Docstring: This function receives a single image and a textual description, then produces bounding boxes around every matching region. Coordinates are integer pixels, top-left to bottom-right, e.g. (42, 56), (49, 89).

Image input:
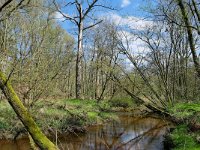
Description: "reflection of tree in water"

(59, 116), (169, 150)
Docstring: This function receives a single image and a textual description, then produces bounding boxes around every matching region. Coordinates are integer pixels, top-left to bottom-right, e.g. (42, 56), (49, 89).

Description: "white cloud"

(121, 0), (131, 7)
(98, 13), (153, 55)
(118, 30), (149, 55)
(53, 12), (66, 21)
(107, 13), (154, 31)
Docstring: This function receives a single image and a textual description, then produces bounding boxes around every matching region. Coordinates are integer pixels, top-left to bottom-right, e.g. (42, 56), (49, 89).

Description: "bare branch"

(83, 0), (98, 19)
(93, 4), (116, 10)
(0, 0), (13, 12)
(53, 0), (79, 25)
(83, 20), (103, 31)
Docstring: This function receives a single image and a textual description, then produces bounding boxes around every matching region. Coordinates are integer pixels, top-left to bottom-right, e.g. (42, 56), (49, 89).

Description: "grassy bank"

(0, 98), (136, 139)
(167, 102), (200, 149)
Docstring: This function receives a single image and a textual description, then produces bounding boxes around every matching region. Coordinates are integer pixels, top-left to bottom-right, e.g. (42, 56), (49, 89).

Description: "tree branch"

(0, 0), (13, 12)
(83, 0), (98, 19)
(83, 20), (103, 31)
(53, 0), (79, 25)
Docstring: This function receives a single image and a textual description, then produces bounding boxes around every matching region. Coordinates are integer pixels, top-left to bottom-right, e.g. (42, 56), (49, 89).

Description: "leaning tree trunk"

(0, 71), (58, 150)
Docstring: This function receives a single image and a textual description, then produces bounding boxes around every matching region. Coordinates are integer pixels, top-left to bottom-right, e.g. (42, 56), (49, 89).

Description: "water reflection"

(58, 115), (169, 150)
(0, 114), (170, 150)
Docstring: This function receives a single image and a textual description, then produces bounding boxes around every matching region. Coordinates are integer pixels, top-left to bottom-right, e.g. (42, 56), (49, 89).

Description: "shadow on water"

(0, 113), (170, 150)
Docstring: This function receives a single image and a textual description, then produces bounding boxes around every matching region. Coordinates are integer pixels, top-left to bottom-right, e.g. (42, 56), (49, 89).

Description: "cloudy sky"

(54, 0), (154, 68)
(54, 0), (153, 31)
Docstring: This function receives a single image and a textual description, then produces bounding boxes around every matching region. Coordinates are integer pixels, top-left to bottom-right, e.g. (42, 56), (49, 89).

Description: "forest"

(0, 0), (200, 150)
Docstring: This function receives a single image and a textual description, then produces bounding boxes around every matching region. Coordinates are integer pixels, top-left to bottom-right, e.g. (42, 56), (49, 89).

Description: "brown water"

(0, 114), (170, 150)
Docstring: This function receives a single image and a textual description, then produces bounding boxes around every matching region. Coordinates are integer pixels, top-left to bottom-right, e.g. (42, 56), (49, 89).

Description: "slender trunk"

(67, 68), (71, 99)
(0, 71), (58, 150)
(177, 0), (200, 78)
(76, 20), (83, 99)
(95, 64), (100, 99)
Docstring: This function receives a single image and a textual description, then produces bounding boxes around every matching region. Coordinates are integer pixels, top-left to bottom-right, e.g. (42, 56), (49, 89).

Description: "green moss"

(0, 71), (58, 149)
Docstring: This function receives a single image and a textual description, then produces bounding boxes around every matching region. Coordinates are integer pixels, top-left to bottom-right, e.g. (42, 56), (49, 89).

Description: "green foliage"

(169, 102), (200, 120)
(170, 125), (200, 150)
(172, 103), (200, 112)
(168, 103), (200, 149)
(98, 100), (111, 111)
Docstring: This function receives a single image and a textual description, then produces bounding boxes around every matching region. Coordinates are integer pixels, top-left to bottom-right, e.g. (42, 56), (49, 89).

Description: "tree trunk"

(75, 20), (83, 99)
(177, 0), (200, 78)
(0, 71), (58, 150)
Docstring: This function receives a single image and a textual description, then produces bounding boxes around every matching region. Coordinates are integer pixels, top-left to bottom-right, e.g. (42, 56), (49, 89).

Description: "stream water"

(0, 113), (170, 150)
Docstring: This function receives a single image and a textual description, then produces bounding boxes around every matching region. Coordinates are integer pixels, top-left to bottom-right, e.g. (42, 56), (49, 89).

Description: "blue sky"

(110, 0), (150, 17)
(54, 0), (155, 62)
(54, 0), (152, 33)
(54, 0), (199, 68)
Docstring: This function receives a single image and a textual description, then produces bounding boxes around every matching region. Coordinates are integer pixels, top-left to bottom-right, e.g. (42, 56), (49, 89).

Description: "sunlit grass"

(169, 102), (200, 120)
(0, 98), (121, 136)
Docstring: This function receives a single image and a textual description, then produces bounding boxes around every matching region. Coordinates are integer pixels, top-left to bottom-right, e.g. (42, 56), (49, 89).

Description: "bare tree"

(53, 0), (113, 99)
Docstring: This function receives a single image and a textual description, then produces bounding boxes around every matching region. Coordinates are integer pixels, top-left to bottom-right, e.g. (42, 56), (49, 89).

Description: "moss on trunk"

(0, 71), (58, 150)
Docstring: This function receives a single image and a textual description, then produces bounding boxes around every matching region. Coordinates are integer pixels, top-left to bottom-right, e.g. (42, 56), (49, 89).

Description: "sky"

(112, 0), (150, 17)
(54, 0), (155, 69)
(54, 0), (200, 69)
(54, 0), (152, 32)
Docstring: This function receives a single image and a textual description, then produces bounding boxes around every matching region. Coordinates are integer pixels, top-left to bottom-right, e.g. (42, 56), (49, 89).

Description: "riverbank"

(0, 112), (170, 150)
(1, 98), (199, 149)
(0, 98), (138, 139)
(165, 102), (200, 149)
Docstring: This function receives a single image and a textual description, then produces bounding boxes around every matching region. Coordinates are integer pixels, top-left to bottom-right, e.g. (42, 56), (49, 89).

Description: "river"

(0, 113), (170, 150)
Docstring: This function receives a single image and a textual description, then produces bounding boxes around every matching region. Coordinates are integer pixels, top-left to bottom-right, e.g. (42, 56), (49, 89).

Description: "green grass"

(0, 101), (19, 130)
(169, 102), (200, 120)
(33, 99), (110, 130)
(170, 125), (200, 150)
(167, 102), (200, 149)
(0, 98), (122, 136)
